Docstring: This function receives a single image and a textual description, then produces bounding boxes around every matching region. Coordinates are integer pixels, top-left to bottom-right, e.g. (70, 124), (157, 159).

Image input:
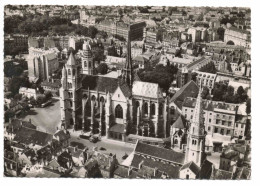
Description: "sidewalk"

(101, 137), (136, 148)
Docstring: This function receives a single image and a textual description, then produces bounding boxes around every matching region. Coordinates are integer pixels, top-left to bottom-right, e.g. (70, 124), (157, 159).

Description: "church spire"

(122, 30), (133, 87)
(191, 85), (204, 134)
(185, 83), (206, 167)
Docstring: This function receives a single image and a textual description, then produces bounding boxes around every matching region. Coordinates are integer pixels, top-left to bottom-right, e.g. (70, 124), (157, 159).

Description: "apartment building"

(182, 97), (239, 152)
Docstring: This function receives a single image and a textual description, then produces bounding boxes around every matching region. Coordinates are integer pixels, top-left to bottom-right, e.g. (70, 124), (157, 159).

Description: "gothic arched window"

(143, 102), (148, 115)
(115, 104), (123, 119)
(100, 96), (105, 103)
(91, 95), (96, 101)
(68, 69), (71, 75)
(84, 61), (87, 67)
(151, 103), (156, 115)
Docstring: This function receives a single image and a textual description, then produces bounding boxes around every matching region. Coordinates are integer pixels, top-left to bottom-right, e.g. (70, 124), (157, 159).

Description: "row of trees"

(5, 14), (99, 38)
(209, 82), (248, 103)
(199, 62), (217, 74)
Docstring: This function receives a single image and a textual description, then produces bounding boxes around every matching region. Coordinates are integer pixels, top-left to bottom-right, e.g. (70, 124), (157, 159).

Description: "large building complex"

(224, 27), (251, 48)
(28, 47), (60, 82)
(96, 20), (146, 41)
(60, 32), (170, 141)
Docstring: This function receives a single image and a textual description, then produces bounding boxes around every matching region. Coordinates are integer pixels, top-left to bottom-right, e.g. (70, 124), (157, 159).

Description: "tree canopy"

(96, 63), (108, 75)
(138, 63), (178, 92)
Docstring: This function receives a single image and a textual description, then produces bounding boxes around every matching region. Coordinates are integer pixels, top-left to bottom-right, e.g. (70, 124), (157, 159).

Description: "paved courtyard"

(21, 98), (61, 134)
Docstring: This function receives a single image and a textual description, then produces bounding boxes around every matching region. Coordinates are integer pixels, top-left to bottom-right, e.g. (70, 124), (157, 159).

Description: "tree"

(200, 62), (217, 74)
(88, 26), (98, 39)
(44, 91), (53, 100)
(197, 13), (204, 21)
(92, 47), (105, 62)
(235, 86), (247, 103)
(217, 27), (225, 41)
(14, 93), (22, 101)
(96, 63), (108, 75)
(36, 94), (46, 104)
(201, 87), (210, 99)
(5, 110), (15, 123)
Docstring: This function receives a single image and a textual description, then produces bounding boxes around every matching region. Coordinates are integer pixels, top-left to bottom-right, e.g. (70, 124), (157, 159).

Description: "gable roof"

(119, 82), (131, 98)
(180, 161), (200, 176)
(132, 81), (163, 99)
(82, 75), (119, 93)
(172, 115), (187, 129)
(54, 130), (70, 142)
(199, 159), (213, 179)
(13, 126), (53, 147)
(67, 52), (76, 66)
(135, 141), (185, 165)
(130, 154), (180, 178)
(170, 80), (199, 109)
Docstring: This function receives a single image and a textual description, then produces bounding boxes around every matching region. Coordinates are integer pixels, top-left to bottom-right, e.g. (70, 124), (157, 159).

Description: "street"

(21, 98), (135, 163)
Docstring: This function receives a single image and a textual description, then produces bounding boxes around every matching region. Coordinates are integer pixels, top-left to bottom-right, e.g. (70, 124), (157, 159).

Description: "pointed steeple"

(192, 86), (204, 129)
(122, 30), (133, 87)
(67, 52), (76, 66)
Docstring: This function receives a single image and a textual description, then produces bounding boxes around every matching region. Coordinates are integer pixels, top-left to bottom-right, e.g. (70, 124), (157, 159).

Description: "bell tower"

(63, 52), (81, 129)
(82, 41), (95, 75)
(185, 86), (206, 167)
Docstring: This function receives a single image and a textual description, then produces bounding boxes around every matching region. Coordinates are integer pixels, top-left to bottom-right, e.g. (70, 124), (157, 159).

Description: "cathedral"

(59, 31), (171, 141)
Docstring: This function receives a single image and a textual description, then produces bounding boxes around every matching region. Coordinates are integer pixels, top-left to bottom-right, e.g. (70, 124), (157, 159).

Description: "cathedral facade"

(59, 34), (171, 142)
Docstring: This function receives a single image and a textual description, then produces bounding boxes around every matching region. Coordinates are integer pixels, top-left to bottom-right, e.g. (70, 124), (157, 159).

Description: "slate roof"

(211, 169), (233, 180)
(119, 82), (132, 98)
(170, 80), (199, 109)
(220, 149), (240, 161)
(132, 81), (163, 99)
(135, 141), (185, 165)
(82, 75), (119, 93)
(182, 97), (238, 112)
(113, 165), (129, 178)
(57, 151), (73, 169)
(180, 161), (200, 176)
(130, 154), (180, 178)
(186, 57), (209, 71)
(199, 159), (213, 179)
(41, 80), (61, 88)
(54, 130), (70, 142)
(233, 167), (251, 179)
(172, 115), (187, 129)
(13, 127), (53, 147)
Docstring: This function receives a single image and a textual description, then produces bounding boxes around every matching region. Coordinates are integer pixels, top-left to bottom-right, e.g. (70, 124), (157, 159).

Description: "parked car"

(99, 147), (106, 151)
(122, 153), (128, 160)
(89, 136), (98, 143)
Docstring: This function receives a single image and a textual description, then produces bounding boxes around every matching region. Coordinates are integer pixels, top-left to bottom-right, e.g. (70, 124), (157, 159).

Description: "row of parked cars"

(79, 133), (100, 143)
